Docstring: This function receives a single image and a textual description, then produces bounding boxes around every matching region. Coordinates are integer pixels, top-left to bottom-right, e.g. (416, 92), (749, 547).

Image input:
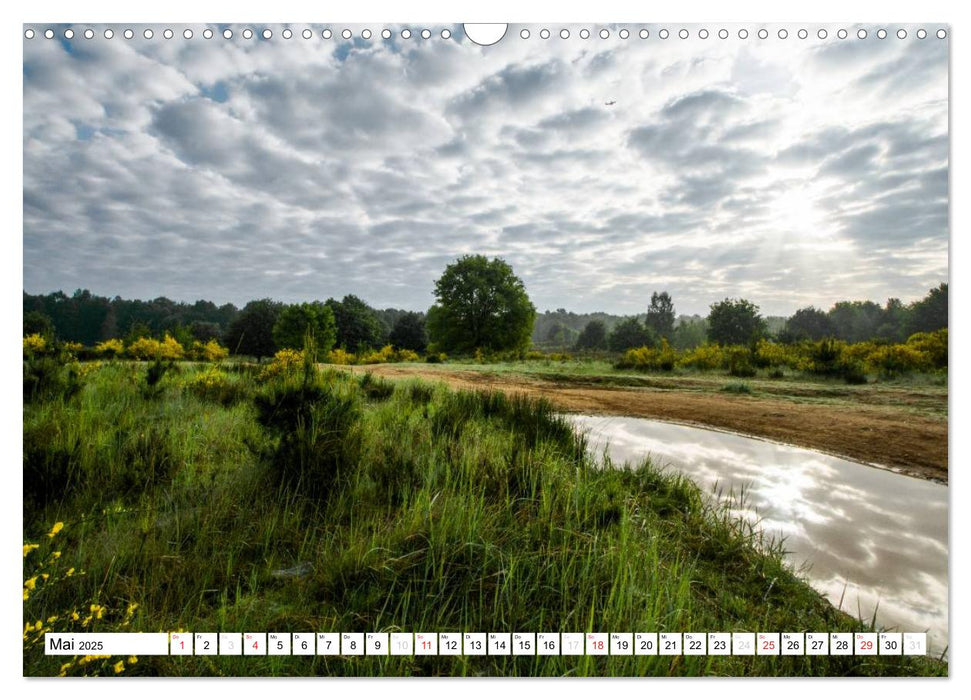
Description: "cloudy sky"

(22, 23), (948, 316)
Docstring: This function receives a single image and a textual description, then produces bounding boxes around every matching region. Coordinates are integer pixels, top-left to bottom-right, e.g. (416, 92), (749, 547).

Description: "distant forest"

(23, 283), (947, 352)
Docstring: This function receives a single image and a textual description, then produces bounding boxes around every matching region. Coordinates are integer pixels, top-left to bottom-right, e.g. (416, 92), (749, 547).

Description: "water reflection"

(569, 415), (948, 655)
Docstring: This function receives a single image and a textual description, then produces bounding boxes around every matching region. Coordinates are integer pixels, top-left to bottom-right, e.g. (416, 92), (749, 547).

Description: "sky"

(22, 23), (949, 317)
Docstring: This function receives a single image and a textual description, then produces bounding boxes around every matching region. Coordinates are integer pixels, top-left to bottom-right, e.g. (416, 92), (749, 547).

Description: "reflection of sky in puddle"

(569, 415), (949, 655)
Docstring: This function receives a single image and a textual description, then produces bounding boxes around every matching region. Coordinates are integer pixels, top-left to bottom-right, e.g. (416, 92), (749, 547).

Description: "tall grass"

(22, 361), (944, 676)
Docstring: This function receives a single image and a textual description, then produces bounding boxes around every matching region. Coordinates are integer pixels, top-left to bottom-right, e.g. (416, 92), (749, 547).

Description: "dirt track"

(347, 365), (948, 483)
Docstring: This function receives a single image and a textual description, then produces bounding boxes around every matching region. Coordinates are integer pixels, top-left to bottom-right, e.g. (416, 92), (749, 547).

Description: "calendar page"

(21, 13), (950, 680)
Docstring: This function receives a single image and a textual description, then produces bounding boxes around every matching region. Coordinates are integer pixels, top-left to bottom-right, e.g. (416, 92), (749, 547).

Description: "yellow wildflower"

(113, 660), (125, 674)
(24, 576), (38, 590)
(23, 543), (39, 557)
(41, 573), (49, 581)
(47, 615), (58, 623)
(48, 521), (64, 538)
(128, 656), (138, 665)
(66, 567), (75, 577)
(51, 551), (61, 559)
(71, 611), (79, 621)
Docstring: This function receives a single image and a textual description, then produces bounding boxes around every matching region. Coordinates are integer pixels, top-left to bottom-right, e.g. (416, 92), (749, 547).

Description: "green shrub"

(721, 382), (752, 394)
(359, 372), (395, 401)
(725, 346), (756, 378)
(254, 375), (362, 500)
(23, 429), (81, 507)
(23, 353), (84, 404)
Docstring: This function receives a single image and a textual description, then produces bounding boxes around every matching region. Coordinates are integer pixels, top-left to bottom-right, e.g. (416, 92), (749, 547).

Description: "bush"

(254, 375), (362, 500)
(906, 329), (947, 369)
(23, 429), (80, 506)
(144, 358), (175, 397)
(754, 340), (795, 369)
(615, 339), (677, 372)
(189, 339), (229, 362)
(259, 349), (305, 380)
(116, 425), (179, 494)
(23, 353), (84, 404)
(95, 338), (124, 359)
(186, 367), (248, 405)
(393, 348), (421, 363)
(425, 352), (447, 364)
(23, 334), (47, 356)
(864, 344), (931, 378)
(678, 344), (723, 371)
(840, 361), (868, 385)
(326, 348), (356, 365)
(359, 372), (396, 401)
(725, 346), (756, 378)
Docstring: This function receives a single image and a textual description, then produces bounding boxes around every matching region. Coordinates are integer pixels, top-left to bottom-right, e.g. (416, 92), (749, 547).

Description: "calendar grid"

(45, 631), (928, 657)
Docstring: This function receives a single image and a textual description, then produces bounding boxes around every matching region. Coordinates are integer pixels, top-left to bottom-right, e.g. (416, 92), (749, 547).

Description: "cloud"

(22, 24), (949, 316)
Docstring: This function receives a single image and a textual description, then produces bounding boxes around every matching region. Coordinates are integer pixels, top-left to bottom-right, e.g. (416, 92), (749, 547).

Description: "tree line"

(566, 284), (947, 353)
(23, 290), (429, 360)
(23, 256), (947, 359)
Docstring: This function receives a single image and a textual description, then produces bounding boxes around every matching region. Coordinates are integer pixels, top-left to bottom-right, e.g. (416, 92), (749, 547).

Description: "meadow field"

(22, 352), (946, 676)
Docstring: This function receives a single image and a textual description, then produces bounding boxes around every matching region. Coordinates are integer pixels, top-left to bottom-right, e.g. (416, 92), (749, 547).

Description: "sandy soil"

(347, 365), (948, 483)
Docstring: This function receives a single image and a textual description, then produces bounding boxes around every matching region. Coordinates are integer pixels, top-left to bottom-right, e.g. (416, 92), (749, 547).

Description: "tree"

(672, 316), (708, 350)
(876, 298), (909, 342)
(224, 299), (282, 360)
(827, 300), (883, 343)
(23, 310), (54, 339)
(388, 311), (428, 352)
(707, 298), (766, 346)
(189, 321), (223, 343)
(574, 320), (607, 350)
(608, 317), (656, 352)
(426, 255), (536, 354)
(273, 302), (337, 353)
(782, 306), (834, 342)
(645, 291), (675, 338)
(326, 295), (386, 351)
(907, 283), (948, 335)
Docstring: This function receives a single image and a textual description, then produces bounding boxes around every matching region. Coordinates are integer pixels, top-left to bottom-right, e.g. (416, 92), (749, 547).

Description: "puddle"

(568, 414), (948, 656)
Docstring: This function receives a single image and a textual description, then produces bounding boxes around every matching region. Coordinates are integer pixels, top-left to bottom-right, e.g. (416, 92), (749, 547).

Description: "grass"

(409, 359), (948, 420)
(23, 360), (946, 676)
(720, 382), (753, 395)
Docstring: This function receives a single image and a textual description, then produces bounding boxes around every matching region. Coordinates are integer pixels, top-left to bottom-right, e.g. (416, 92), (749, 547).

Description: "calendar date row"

(47, 631), (927, 657)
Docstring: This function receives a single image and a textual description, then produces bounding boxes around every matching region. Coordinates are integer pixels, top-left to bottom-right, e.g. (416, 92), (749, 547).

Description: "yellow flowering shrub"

(358, 345), (397, 364)
(616, 340), (677, 371)
(906, 329), (947, 369)
(94, 338), (124, 358)
(191, 339), (229, 362)
(677, 343), (724, 370)
(840, 340), (875, 365)
(259, 348), (305, 380)
(393, 348), (421, 363)
(186, 367), (231, 400)
(23, 334), (47, 356)
(159, 334), (185, 360)
(326, 348), (356, 365)
(126, 337), (162, 360)
(864, 344), (932, 377)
